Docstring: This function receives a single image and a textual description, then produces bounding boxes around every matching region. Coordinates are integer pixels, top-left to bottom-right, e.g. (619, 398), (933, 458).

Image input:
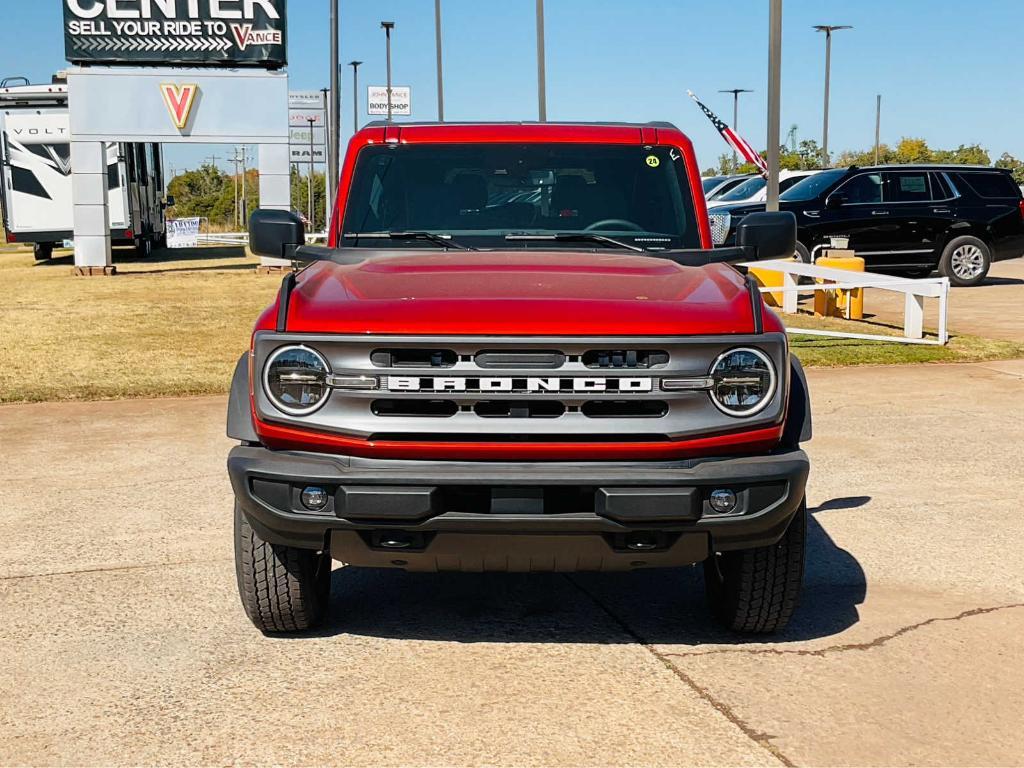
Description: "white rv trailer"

(0, 76), (166, 260)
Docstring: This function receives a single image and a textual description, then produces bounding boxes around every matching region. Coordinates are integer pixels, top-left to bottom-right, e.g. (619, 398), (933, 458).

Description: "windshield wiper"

(504, 232), (645, 253)
(344, 231), (475, 251)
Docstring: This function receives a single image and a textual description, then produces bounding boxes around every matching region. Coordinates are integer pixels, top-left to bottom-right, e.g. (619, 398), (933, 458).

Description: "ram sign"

(63, 0), (288, 68)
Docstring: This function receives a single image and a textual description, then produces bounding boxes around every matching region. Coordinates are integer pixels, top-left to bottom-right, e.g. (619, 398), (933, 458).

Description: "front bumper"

(228, 446), (808, 571)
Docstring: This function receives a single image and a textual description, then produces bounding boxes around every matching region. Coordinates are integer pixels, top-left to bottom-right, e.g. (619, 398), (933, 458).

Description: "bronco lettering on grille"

(386, 377), (655, 393)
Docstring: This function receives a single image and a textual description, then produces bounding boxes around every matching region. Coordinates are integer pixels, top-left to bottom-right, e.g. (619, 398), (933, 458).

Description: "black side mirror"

(825, 193), (847, 210)
(163, 195), (175, 208)
(735, 211), (796, 261)
(249, 209), (306, 259)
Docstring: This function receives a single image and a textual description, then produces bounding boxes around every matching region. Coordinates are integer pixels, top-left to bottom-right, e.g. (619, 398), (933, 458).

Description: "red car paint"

(252, 122), (785, 460)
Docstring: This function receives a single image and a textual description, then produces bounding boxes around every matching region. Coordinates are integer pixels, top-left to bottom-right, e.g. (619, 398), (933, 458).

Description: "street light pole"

(349, 61), (362, 134)
(329, 0), (339, 205)
(874, 94), (882, 165)
(536, 0), (546, 121)
(381, 21), (395, 123)
(718, 88), (753, 172)
(814, 24), (852, 166)
(306, 117), (316, 227)
(434, 0), (445, 121)
(766, 0), (782, 211)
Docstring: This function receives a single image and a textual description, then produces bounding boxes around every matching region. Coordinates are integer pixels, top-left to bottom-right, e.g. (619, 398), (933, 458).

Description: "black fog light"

(300, 486), (329, 511)
(709, 489), (738, 514)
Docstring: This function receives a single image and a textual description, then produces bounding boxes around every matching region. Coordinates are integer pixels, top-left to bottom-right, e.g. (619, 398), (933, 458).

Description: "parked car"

(702, 173), (754, 200)
(707, 169), (823, 208)
(234, 120), (811, 636)
(709, 165), (1024, 286)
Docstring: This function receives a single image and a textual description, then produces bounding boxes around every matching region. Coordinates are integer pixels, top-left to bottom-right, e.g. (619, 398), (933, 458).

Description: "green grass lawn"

(1, 247), (1021, 403)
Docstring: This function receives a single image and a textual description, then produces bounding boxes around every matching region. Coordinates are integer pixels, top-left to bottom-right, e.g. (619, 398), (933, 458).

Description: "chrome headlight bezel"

(707, 347), (777, 417)
(262, 344), (332, 416)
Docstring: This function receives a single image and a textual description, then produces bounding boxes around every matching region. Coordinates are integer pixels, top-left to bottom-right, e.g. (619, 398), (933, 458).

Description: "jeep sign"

(63, 0), (288, 68)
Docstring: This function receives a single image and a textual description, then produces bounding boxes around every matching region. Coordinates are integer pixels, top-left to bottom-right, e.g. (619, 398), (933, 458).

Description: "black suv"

(709, 165), (1024, 286)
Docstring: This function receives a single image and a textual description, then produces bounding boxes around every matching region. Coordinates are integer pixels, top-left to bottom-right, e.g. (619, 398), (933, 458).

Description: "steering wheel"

(584, 218), (644, 232)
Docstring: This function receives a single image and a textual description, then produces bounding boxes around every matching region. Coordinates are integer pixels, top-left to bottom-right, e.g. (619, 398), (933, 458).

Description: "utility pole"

(329, 0), (340, 207)
(874, 94), (882, 165)
(229, 147), (244, 228)
(766, 0), (782, 211)
(434, 0), (445, 121)
(321, 87), (332, 223)
(206, 153), (220, 169)
(536, 0), (547, 121)
(240, 145), (247, 227)
(349, 61), (362, 133)
(381, 21), (395, 123)
(719, 88), (753, 172)
(814, 24), (852, 166)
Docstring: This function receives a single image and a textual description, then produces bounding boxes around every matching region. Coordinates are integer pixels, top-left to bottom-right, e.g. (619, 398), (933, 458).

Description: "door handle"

(932, 208), (951, 214)
(871, 210), (890, 215)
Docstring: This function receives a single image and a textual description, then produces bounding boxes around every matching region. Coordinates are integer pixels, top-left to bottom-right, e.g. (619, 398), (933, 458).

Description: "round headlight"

(263, 345), (331, 415)
(708, 348), (776, 417)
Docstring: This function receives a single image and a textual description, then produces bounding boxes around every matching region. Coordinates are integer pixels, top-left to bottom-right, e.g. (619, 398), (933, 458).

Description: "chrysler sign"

(63, 0), (287, 68)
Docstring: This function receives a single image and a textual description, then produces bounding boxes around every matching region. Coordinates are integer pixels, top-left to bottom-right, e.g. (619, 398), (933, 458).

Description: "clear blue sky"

(6, 0), (1023, 173)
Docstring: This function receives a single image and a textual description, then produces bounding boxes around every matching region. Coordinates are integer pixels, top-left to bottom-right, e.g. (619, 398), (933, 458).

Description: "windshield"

(702, 176), (727, 193)
(714, 176), (766, 202)
(340, 143), (702, 249)
(780, 168), (847, 201)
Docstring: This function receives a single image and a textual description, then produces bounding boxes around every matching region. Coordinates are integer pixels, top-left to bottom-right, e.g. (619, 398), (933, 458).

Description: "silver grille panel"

(252, 333), (789, 441)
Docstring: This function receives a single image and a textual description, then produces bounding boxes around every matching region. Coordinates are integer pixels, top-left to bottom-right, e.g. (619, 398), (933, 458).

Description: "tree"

(995, 153), (1024, 184)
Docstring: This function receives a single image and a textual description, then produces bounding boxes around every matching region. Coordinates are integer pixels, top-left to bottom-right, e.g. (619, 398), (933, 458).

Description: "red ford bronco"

(230, 121), (810, 635)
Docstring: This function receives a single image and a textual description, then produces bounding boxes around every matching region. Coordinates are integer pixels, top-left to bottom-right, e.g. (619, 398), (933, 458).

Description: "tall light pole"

(814, 24), (852, 166)
(874, 94), (882, 165)
(349, 60), (362, 133)
(434, 0), (445, 121)
(380, 21), (395, 123)
(306, 116), (316, 228)
(329, 0), (340, 206)
(718, 88), (753, 172)
(766, 0), (782, 211)
(536, 0), (546, 121)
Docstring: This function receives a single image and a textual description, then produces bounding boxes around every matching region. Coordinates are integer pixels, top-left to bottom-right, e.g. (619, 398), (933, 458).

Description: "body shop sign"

(64, 0), (287, 68)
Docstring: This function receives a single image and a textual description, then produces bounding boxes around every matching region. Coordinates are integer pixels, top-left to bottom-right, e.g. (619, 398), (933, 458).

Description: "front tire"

(794, 241), (812, 263)
(234, 502), (332, 633)
(703, 499), (806, 633)
(939, 235), (990, 287)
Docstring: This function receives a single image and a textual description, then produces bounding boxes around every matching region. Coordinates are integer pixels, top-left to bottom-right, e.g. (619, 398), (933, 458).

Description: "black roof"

(849, 163), (1011, 173)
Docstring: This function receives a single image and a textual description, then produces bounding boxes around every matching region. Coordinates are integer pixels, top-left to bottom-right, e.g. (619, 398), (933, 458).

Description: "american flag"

(687, 90), (769, 178)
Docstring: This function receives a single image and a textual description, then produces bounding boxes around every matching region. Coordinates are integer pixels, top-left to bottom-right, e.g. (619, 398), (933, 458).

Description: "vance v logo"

(160, 83), (199, 131)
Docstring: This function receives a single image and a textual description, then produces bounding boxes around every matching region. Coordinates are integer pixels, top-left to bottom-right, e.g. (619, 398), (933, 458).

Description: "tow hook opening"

(363, 530), (432, 552)
(609, 531), (678, 553)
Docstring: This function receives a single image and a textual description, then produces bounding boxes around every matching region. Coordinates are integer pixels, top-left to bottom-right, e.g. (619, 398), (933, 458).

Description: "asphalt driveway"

(1, 360), (1022, 766)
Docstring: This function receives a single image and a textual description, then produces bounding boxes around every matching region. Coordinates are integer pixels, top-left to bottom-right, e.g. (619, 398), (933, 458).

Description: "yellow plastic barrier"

(749, 256), (797, 308)
(814, 250), (865, 320)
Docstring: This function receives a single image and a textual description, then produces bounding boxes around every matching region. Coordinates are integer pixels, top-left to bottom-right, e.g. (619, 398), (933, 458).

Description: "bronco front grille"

(252, 333), (789, 442)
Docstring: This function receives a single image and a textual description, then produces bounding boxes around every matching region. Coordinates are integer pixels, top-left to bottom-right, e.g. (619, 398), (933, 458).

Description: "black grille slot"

(581, 400), (668, 418)
(371, 349), (457, 368)
(371, 399), (458, 417)
(473, 401), (565, 419)
(475, 350), (565, 369)
(583, 349), (669, 369)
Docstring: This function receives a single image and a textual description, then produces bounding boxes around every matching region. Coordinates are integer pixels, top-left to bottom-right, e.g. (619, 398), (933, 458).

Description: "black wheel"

(703, 499), (806, 633)
(234, 502), (332, 633)
(794, 241), (812, 263)
(939, 235), (990, 287)
(135, 238), (153, 258)
(33, 243), (54, 261)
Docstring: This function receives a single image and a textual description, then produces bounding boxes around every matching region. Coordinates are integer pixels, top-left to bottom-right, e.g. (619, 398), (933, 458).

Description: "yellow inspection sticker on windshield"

(645, 154), (660, 167)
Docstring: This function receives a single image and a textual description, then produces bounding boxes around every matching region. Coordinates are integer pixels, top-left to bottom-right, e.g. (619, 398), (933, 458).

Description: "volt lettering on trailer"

(385, 377), (655, 394)
(63, 0), (287, 68)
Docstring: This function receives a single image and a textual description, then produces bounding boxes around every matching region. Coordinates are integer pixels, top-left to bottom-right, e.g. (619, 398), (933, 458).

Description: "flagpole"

(766, 0), (783, 211)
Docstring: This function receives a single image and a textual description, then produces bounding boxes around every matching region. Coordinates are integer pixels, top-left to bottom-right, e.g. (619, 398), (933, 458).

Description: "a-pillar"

(258, 143), (292, 269)
(70, 140), (114, 276)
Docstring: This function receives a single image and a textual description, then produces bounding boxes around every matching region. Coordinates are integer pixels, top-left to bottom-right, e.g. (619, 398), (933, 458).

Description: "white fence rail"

(742, 258), (949, 346)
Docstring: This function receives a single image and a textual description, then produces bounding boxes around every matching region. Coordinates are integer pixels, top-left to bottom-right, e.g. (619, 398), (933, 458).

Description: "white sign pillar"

(259, 143), (292, 268)
(70, 141), (113, 274)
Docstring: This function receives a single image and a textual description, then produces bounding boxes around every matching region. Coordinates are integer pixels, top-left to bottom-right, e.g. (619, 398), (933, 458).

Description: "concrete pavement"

(1, 360), (1023, 766)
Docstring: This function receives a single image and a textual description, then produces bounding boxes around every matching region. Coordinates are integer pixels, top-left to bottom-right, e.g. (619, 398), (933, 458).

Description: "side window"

(954, 172), (1019, 199)
(930, 172), (953, 199)
(837, 173), (882, 204)
(885, 172), (931, 203)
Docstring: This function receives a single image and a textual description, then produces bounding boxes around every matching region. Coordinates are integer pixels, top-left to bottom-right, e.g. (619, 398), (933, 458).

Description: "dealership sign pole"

(63, 0), (291, 273)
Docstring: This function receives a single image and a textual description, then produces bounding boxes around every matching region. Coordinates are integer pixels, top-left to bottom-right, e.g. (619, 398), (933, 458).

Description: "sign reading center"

(63, 0), (287, 68)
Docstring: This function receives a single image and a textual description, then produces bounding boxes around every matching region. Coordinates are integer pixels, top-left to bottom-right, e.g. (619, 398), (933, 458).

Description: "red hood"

(280, 251), (758, 336)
